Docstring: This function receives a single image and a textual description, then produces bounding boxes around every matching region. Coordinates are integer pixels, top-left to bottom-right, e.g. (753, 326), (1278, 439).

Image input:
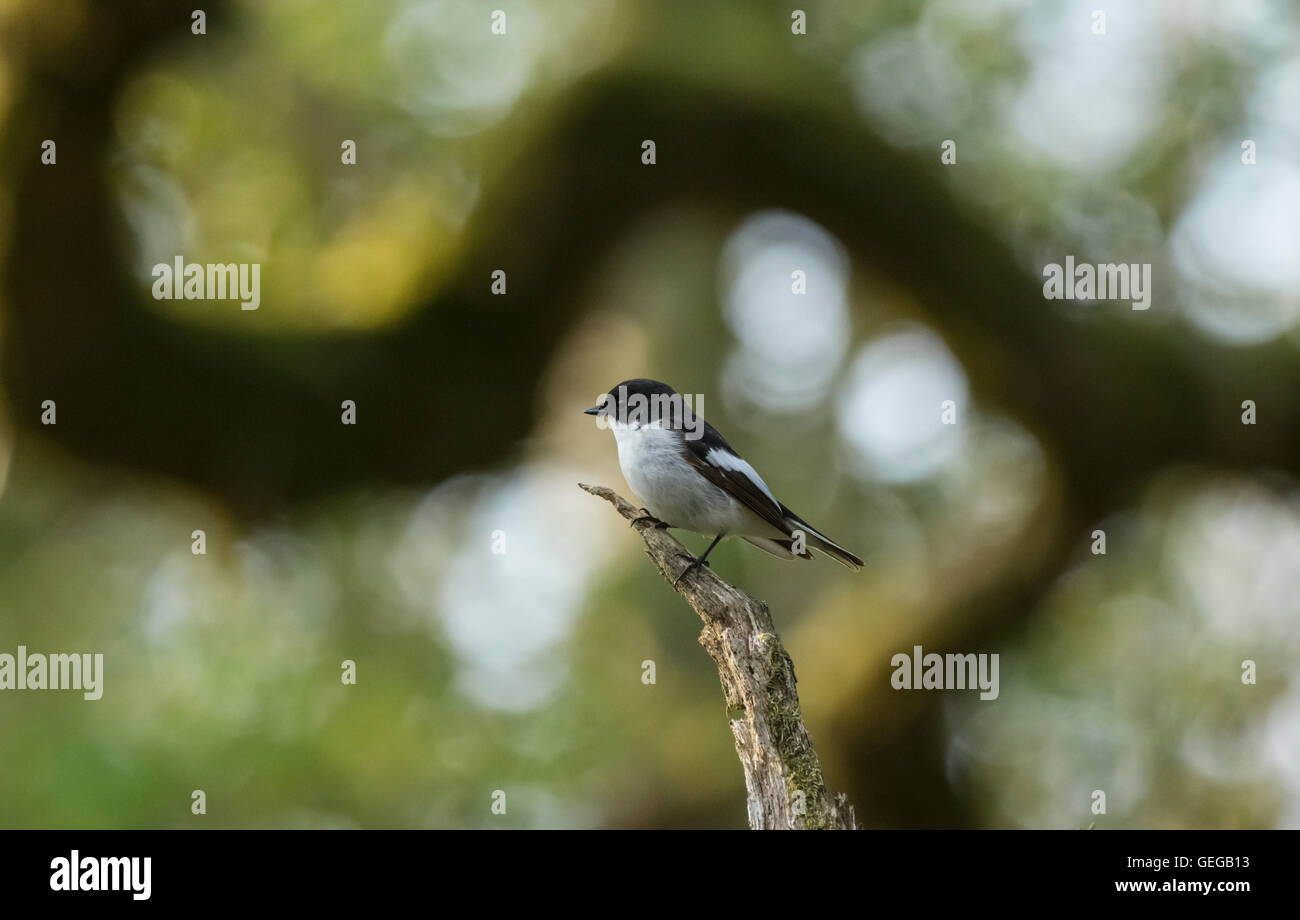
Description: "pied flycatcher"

(586, 378), (863, 581)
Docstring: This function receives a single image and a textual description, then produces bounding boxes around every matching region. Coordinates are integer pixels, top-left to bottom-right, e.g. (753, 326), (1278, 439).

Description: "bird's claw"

(672, 553), (709, 587)
(630, 508), (667, 529)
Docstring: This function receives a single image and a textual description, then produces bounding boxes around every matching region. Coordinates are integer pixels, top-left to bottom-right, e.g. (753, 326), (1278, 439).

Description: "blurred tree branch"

(580, 483), (854, 830)
(4, 2), (1298, 518)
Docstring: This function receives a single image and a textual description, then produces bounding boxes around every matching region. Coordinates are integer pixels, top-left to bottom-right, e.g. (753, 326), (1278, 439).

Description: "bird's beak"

(583, 406), (601, 416)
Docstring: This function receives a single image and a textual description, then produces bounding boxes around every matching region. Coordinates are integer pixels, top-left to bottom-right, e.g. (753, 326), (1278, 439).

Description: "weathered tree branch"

(580, 483), (854, 830)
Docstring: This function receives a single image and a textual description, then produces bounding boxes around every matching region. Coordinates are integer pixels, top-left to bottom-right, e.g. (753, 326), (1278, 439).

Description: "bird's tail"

(781, 507), (864, 570)
(802, 530), (864, 570)
(742, 536), (810, 561)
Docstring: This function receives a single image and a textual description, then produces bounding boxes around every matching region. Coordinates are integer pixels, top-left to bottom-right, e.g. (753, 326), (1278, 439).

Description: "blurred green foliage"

(1, 0), (1298, 828)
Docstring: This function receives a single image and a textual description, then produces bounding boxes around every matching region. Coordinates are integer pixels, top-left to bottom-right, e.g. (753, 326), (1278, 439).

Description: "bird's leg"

(674, 533), (725, 587)
(629, 508), (668, 528)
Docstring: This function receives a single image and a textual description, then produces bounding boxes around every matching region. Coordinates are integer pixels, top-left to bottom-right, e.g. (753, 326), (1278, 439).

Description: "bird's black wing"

(679, 422), (792, 536)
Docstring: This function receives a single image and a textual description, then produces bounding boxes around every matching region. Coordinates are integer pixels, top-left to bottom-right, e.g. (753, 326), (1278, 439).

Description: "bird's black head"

(584, 379), (693, 429)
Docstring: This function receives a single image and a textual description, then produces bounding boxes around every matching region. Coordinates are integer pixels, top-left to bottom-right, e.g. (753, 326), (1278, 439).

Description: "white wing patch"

(705, 448), (779, 507)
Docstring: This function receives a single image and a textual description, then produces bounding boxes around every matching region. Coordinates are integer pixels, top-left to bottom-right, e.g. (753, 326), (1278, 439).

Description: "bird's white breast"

(610, 420), (773, 536)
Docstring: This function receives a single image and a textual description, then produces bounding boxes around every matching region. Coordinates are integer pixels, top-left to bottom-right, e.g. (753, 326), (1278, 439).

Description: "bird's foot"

(672, 552), (710, 587)
(630, 508), (668, 529)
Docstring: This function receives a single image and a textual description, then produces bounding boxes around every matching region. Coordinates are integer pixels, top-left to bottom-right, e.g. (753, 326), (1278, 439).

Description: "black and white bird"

(585, 378), (863, 581)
